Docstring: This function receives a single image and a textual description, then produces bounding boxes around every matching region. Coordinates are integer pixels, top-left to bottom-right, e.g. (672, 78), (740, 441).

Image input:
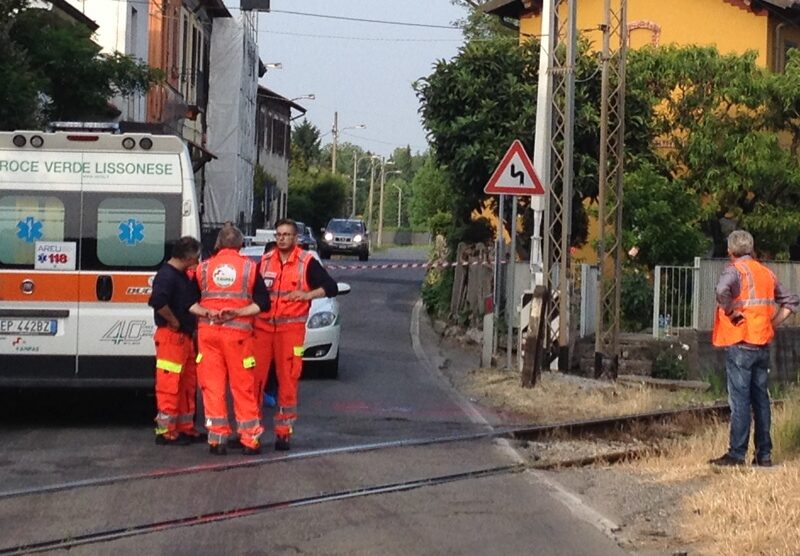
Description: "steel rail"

(0, 402), (737, 501)
(509, 402), (731, 441)
(0, 464), (524, 556)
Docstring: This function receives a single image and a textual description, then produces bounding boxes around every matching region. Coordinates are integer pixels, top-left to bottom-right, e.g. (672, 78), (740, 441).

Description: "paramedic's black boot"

(274, 434), (291, 451)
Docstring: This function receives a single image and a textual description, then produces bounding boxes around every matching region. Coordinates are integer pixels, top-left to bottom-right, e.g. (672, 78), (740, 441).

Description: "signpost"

(485, 141), (545, 369)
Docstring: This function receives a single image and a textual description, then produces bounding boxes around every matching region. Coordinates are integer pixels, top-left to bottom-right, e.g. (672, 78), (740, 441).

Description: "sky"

(226, 1), (469, 157)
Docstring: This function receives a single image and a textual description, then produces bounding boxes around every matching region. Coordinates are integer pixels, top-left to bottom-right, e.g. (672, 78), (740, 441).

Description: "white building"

(204, 13), (260, 231)
(65, 0), (149, 122)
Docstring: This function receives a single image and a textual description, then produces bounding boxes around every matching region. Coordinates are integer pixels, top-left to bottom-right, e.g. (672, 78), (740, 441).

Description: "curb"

(410, 298), (625, 546)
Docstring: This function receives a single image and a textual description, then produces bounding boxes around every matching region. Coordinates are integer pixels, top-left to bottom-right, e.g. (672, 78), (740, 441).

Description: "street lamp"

(352, 153), (380, 217)
(331, 111), (365, 175)
(377, 164), (401, 247)
(391, 184), (403, 227)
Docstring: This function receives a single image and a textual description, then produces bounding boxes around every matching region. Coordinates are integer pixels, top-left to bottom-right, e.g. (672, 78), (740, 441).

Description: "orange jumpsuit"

(254, 246), (314, 440)
(154, 327), (198, 438)
(196, 249), (263, 449)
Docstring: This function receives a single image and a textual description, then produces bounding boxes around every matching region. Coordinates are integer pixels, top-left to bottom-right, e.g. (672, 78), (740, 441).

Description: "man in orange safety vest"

(254, 218), (338, 451)
(710, 230), (798, 467)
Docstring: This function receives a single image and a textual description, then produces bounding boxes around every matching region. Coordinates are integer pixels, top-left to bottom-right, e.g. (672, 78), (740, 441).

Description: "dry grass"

(462, 368), (714, 424)
(628, 392), (800, 556)
(461, 367), (800, 554)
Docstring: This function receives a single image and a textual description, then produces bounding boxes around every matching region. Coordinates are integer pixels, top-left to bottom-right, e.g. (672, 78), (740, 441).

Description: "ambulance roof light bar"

(47, 122), (121, 133)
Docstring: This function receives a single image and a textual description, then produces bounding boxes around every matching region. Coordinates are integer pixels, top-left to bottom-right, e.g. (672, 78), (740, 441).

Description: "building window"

(129, 7), (138, 54)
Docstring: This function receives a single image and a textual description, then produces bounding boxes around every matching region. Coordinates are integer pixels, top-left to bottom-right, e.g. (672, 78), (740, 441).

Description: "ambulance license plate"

(0, 319), (58, 335)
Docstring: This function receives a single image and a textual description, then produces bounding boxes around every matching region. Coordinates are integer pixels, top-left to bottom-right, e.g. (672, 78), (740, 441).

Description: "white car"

(240, 245), (349, 378)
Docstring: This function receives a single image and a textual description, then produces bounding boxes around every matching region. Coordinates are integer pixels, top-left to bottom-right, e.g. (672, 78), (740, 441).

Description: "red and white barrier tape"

(322, 259), (506, 271)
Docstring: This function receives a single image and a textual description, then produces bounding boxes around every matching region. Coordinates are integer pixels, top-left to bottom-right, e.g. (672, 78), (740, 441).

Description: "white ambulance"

(0, 124), (200, 386)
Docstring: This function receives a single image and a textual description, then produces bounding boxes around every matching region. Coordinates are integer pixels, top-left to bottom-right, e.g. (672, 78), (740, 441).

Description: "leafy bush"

(428, 211), (453, 237)
(652, 345), (689, 380)
(421, 267), (454, 317)
(620, 268), (653, 332)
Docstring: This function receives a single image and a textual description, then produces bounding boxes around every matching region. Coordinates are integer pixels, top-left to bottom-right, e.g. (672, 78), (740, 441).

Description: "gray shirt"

(715, 255), (800, 316)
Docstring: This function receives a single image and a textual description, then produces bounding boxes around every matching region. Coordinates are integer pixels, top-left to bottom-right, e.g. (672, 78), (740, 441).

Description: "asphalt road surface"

(0, 247), (627, 556)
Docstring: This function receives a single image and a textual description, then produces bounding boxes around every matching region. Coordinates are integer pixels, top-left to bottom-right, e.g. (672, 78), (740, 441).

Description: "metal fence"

(652, 260), (699, 338)
(652, 257), (800, 337)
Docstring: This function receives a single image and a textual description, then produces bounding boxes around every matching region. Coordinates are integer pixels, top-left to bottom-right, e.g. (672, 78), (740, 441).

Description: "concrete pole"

(378, 162), (386, 247)
(331, 111), (338, 175)
(530, 0), (553, 286)
(396, 186), (402, 227)
(367, 159), (376, 232)
(351, 152), (358, 217)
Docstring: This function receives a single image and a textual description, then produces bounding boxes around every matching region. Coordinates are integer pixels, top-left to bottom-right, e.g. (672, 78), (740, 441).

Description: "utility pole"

(367, 158), (376, 232)
(524, 0), (578, 384)
(351, 151), (358, 216)
(331, 111), (338, 175)
(377, 162), (398, 247)
(392, 184), (402, 227)
(594, 0), (627, 379)
(378, 161), (386, 246)
(545, 0), (578, 372)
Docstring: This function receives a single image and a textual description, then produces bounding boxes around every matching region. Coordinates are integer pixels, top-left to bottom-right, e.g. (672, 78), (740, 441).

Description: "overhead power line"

(262, 30), (462, 43)
(267, 9), (463, 30)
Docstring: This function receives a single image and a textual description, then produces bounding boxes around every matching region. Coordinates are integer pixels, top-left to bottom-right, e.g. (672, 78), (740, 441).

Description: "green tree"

(415, 35), (600, 248)
(627, 45), (800, 259)
(287, 172), (347, 233)
(449, 0), (518, 41)
(0, 0), (42, 129)
(1, 3), (160, 128)
(623, 163), (709, 267)
(291, 118), (322, 171)
(409, 154), (451, 229)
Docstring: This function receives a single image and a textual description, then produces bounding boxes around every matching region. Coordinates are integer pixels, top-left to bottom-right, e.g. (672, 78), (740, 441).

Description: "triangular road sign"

(484, 140), (545, 196)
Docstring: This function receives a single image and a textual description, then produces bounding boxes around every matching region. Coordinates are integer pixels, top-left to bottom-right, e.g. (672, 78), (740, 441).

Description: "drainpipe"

(775, 21), (787, 72)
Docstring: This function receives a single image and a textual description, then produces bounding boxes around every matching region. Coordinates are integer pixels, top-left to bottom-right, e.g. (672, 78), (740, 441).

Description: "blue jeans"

(725, 344), (772, 462)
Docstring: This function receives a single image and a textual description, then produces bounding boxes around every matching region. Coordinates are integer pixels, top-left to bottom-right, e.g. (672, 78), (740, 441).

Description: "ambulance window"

(0, 195), (65, 265)
(96, 198), (166, 267)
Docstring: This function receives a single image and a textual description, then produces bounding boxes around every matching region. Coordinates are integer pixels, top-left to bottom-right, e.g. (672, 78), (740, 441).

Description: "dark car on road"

(295, 221), (318, 251)
(319, 218), (370, 261)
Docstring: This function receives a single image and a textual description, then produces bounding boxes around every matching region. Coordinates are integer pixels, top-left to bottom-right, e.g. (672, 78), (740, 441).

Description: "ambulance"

(0, 124), (200, 386)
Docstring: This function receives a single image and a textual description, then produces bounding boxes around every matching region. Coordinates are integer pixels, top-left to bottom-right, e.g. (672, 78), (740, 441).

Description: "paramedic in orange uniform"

(254, 218), (338, 451)
(148, 236), (202, 446)
(190, 225), (270, 456)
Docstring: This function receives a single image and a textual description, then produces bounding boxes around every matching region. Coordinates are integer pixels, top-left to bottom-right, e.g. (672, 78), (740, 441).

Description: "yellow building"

(483, 0), (800, 262)
(484, 0), (800, 75)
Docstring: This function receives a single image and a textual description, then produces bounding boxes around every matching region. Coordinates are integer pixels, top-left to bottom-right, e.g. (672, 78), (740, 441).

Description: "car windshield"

(327, 220), (363, 234)
(296, 222), (307, 235)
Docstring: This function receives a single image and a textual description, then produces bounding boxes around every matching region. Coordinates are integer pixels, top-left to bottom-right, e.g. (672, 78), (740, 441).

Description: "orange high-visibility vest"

(255, 246), (312, 330)
(197, 248), (257, 333)
(712, 258), (776, 347)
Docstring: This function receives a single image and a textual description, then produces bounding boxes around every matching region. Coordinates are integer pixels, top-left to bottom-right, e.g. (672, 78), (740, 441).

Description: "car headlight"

(307, 311), (336, 329)
(353, 234), (362, 243)
(324, 232), (333, 241)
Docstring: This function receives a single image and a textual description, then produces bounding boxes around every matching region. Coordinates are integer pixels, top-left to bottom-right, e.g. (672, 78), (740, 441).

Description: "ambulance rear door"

(0, 146), (81, 383)
(76, 148), (184, 385)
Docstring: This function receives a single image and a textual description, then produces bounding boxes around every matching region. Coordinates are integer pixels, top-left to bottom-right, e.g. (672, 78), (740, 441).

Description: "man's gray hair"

(216, 224), (244, 249)
(727, 230), (754, 257)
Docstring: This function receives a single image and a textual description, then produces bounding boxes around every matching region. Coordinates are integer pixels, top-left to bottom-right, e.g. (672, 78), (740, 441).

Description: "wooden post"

(521, 285), (550, 388)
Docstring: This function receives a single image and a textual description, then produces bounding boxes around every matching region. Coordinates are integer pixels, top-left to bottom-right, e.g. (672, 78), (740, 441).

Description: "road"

(0, 247), (626, 555)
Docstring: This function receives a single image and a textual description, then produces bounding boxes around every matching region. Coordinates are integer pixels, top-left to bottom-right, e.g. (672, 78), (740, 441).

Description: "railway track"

(0, 402), (738, 555)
